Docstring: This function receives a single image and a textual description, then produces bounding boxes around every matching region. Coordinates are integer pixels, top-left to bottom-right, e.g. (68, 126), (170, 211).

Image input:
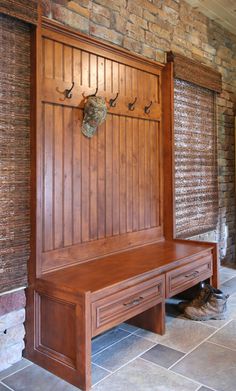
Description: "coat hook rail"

(109, 92), (119, 107)
(128, 97), (137, 111)
(144, 101), (153, 114)
(64, 82), (75, 99)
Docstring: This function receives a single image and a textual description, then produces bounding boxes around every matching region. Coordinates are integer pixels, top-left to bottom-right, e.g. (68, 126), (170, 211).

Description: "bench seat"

(27, 239), (218, 390)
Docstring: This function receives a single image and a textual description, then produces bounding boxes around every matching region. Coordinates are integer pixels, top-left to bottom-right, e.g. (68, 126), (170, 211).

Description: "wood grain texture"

(42, 109), (162, 252)
(167, 51), (222, 93)
(91, 274), (164, 336)
(162, 62), (175, 240)
(40, 295), (77, 364)
(26, 21), (220, 391)
(26, 287), (92, 391)
(41, 33), (163, 271)
(41, 240), (215, 293)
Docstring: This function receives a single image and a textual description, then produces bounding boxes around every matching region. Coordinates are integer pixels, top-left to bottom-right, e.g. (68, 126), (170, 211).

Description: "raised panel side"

(36, 293), (77, 367)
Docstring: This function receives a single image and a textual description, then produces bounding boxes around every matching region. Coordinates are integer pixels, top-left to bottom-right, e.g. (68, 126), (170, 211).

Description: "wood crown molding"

(42, 17), (164, 73)
(167, 51), (222, 93)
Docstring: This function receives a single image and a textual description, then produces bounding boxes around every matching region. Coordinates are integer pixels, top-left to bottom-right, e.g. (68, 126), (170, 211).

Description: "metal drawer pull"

(185, 271), (200, 278)
(123, 296), (144, 307)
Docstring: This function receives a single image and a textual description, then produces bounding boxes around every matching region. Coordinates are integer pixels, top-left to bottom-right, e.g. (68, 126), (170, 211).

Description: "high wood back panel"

(38, 22), (164, 274)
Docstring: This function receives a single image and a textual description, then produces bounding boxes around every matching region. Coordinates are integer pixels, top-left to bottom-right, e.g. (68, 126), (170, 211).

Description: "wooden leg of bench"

(76, 293), (92, 391)
(127, 301), (165, 335)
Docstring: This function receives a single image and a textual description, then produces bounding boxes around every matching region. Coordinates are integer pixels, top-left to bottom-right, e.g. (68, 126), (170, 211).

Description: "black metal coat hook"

(144, 101), (153, 114)
(64, 82), (75, 99)
(109, 92), (119, 107)
(83, 87), (98, 99)
(128, 97), (137, 111)
(90, 87), (98, 97)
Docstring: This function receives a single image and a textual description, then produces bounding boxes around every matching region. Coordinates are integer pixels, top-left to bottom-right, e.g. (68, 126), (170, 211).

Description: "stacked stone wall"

(0, 291), (25, 371)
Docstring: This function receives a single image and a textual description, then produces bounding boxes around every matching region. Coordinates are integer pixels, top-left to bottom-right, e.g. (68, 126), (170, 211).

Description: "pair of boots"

(179, 284), (229, 321)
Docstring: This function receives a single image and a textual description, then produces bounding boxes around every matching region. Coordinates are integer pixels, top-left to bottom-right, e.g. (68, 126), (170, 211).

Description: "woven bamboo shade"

(0, 0), (38, 25)
(167, 51), (222, 93)
(174, 78), (218, 238)
(0, 14), (31, 293)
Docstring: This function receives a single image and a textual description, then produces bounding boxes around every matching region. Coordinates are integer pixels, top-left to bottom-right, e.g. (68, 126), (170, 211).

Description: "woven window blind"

(174, 78), (218, 238)
(0, 14), (31, 293)
(0, 0), (38, 25)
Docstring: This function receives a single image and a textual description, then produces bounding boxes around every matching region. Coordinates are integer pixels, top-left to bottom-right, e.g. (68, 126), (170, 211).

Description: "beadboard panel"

(42, 106), (161, 253)
(39, 28), (163, 272)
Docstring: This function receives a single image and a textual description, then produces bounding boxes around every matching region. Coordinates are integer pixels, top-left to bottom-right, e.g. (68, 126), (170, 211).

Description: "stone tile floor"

(1, 266), (236, 391)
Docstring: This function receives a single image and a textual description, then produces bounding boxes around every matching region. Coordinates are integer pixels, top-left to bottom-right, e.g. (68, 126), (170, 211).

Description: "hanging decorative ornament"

(82, 96), (107, 138)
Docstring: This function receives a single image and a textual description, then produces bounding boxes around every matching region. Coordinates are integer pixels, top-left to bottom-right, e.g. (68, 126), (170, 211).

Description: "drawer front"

(166, 254), (213, 298)
(92, 275), (164, 336)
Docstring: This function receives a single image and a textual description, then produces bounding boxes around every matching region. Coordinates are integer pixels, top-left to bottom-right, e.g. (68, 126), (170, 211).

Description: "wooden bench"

(25, 18), (219, 391)
(27, 239), (217, 390)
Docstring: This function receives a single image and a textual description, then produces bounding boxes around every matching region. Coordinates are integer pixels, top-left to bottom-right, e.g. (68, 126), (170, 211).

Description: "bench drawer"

(91, 275), (164, 336)
(166, 254), (213, 298)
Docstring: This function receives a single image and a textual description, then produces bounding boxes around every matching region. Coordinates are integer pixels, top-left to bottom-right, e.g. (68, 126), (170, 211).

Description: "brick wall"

(42, 0), (236, 265)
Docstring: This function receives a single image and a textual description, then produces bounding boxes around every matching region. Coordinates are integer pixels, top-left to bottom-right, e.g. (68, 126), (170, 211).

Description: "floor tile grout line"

(92, 353), (148, 387)
(2, 317), (233, 390)
(92, 333), (133, 358)
(207, 339), (236, 353)
(133, 318), (219, 344)
(190, 320), (219, 330)
(0, 381), (15, 391)
(92, 372), (113, 388)
(221, 271), (236, 277)
(140, 357), (220, 391)
(135, 334), (186, 354)
(220, 270), (236, 275)
(0, 362), (33, 381)
(220, 266), (236, 272)
(139, 357), (202, 388)
(191, 314), (235, 328)
(92, 316), (234, 388)
(167, 318), (232, 370)
(131, 330), (172, 347)
(118, 325), (138, 334)
(133, 333), (192, 356)
(221, 277), (236, 285)
(92, 328), (157, 360)
(92, 341), (158, 387)
(92, 362), (112, 373)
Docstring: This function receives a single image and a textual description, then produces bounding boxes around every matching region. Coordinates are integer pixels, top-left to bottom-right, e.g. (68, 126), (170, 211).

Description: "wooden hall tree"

(26, 15), (220, 391)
